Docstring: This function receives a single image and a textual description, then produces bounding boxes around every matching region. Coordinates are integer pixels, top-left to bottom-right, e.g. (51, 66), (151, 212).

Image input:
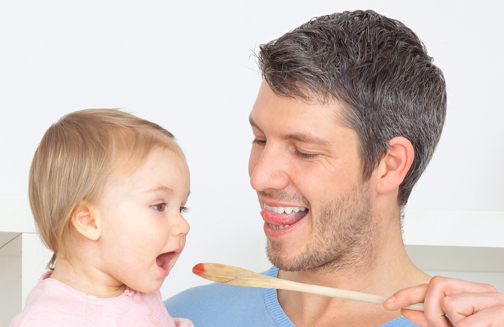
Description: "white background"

(1, 0), (503, 304)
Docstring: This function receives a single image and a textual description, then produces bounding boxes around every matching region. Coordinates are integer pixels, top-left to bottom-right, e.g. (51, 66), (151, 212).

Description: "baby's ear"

(72, 201), (101, 241)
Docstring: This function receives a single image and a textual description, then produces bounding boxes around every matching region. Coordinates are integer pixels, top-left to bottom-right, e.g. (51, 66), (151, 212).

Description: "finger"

(441, 293), (504, 326)
(384, 284), (428, 311)
(427, 276), (497, 297)
(423, 276), (496, 327)
(468, 282), (498, 293)
(454, 305), (504, 327)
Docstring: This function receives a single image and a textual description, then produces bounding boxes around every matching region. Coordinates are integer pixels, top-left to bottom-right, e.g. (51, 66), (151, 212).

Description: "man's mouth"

(263, 203), (306, 214)
(269, 224), (290, 230)
(262, 203), (309, 230)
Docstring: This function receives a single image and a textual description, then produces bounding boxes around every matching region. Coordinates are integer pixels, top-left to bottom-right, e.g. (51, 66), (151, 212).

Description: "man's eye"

(180, 206), (188, 213)
(151, 203), (166, 212)
(295, 149), (319, 159)
(252, 138), (266, 146)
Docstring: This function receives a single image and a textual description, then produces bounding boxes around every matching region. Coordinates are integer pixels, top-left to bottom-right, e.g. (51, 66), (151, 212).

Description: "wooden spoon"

(192, 263), (424, 311)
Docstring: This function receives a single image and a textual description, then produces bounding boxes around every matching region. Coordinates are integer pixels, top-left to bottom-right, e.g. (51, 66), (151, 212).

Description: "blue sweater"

(165, 266), (419, 327)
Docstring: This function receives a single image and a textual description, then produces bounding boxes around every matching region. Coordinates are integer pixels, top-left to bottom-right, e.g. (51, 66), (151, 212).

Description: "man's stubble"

(266, 181), (379, 275)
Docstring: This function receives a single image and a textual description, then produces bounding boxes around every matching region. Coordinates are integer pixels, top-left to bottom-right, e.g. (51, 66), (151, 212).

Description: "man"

(165, 10), (446, 327)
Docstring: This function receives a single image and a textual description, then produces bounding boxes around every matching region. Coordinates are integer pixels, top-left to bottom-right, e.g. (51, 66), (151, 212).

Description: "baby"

(11, 109), (193, 327)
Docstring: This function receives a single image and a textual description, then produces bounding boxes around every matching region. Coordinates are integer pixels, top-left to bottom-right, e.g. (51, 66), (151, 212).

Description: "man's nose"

(249, 145), (289, 192)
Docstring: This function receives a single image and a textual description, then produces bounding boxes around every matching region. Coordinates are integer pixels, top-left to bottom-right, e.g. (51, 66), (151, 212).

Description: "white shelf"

(403, 209), (504, 292)
(0, 195), (52, 325)
(0, 232), (20, 250)
(406, 245), (504, 272)
(0, 232), (52, 326)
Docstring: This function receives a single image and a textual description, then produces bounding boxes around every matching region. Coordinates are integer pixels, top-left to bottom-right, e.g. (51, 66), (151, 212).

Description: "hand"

(383, 276), (504, 327)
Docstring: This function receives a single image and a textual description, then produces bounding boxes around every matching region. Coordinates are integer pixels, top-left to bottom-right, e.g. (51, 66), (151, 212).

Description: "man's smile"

(263, 203), (306, 214)
(261, 203), (309, 232)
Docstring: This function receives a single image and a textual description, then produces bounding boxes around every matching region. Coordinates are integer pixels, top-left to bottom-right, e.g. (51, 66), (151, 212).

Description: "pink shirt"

(10, 272), (193, 327)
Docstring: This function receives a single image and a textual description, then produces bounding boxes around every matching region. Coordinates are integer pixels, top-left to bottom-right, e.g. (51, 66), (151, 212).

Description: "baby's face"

(93, 147), (190, 293)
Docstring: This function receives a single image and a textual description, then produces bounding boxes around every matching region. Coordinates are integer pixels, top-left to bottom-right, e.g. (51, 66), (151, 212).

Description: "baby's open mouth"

(156, 251), (180, 277)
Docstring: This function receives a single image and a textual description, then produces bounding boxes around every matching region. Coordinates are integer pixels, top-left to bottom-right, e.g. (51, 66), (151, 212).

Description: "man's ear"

(71, 201), (101, 241)
(375, 137), (414, 195)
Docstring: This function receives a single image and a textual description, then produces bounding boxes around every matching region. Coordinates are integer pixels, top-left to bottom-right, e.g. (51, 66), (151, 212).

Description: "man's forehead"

(250, 84), (349, 129)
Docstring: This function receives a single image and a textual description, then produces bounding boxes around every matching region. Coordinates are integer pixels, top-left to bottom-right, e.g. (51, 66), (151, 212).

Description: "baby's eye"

(151, 203), (166, 212)
(180, 206), (188, 213)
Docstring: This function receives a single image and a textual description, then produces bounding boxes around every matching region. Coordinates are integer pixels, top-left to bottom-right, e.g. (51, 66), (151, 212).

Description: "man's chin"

(266, 241), (345, 273)
(266, 242), (306, 272)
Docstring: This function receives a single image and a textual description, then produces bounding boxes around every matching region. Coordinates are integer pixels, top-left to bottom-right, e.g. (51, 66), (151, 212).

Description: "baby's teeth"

(285, 207), (292, 214)
(293, 207), (299, 213)
(272, 207), (278, 213)
(277, 207), (285, 214)
(300, 207), (306, 211)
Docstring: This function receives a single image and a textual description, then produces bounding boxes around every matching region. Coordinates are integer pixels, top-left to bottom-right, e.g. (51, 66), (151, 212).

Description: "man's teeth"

(269, 224), (290, 230)
(263, 203), (306, 214)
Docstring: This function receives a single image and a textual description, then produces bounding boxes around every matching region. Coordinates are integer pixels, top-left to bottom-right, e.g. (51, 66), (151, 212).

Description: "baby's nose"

(171, 213), (190, 237)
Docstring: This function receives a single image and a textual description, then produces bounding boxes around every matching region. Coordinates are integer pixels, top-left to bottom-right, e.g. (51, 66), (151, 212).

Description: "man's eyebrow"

(284, 133), (331, 146)
(250, 116), (330, 145)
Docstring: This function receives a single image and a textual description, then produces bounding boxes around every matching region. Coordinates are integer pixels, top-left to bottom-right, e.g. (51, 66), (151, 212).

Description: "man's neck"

(276, 211), (430, 327)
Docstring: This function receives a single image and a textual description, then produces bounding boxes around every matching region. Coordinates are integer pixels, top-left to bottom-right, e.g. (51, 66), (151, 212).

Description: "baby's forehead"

(110, 141), (185, 174)
(101, 145), (190, 199)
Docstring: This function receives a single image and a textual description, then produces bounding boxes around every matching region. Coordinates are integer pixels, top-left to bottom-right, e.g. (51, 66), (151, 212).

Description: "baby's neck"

(50, 257), (126, 298)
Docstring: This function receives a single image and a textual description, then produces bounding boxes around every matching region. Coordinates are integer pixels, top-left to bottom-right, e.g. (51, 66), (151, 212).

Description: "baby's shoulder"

(10, 279), (88, 327)
(10, 297), (84, 327)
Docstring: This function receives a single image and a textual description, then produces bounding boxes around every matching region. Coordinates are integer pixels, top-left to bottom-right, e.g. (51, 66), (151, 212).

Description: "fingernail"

(385, 296), (395, 304)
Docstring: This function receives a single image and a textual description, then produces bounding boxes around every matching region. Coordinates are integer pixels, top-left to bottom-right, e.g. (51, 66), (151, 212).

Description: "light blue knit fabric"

(165, 266), (419, 327)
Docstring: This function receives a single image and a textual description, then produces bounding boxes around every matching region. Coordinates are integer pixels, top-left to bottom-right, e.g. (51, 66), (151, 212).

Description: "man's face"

(248, 82), (378, 273)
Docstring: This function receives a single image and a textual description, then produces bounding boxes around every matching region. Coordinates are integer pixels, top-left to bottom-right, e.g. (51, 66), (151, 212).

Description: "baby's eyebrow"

(144, 186), (174, 194)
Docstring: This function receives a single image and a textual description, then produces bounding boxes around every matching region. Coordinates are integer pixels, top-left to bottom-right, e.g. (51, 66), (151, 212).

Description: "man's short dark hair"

(258, 10), (447, 206)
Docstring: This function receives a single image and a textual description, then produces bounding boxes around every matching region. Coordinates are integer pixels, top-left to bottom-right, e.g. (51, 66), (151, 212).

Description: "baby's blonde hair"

(29, 109), (180, 269)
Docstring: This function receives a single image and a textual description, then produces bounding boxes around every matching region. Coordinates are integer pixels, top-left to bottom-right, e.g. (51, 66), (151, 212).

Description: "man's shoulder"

(165, 267), (285, 327)
(166, 280), (265, 306)
(165, 282), (271, 325)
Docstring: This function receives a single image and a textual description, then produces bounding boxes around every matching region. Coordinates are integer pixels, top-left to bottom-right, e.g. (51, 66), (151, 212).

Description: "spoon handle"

(226, 275), (424, 311)
(193, 263), (424, 311)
